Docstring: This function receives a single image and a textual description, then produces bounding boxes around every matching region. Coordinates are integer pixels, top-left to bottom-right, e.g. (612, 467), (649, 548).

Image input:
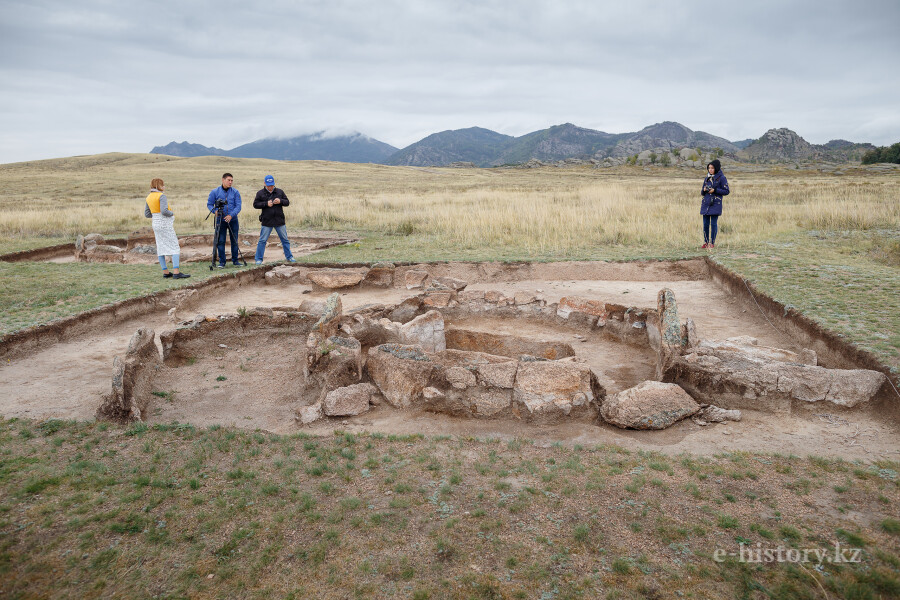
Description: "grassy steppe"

(1, 155), (899, 598)
(1, 154), (897, 369)
(1, 420), (898, 599)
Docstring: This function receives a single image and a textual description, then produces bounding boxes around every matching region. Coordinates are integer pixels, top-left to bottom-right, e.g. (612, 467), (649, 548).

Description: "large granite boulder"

(308, 269), (367, 289)
(306, 293), (343, 374)
(367, 344), (435, 408)
(264, 265), (305, 284)
(297, 402), (324, 425)
(513, 359), (601, 418)
(600, 381), (700, 430)
(97, 328), (160, 422)
(405, 270), (431, 289)
(673, 341), (886, 412)
(698, 337), (816, 365)
(556, 296), (606, 319)
(363, 262), (395, 287)
(399, 310), (446, 352)
(324, 383), (378, 416)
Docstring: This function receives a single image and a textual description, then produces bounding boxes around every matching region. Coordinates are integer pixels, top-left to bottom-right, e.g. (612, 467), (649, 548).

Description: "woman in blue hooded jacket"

(700, 158), (729, 249)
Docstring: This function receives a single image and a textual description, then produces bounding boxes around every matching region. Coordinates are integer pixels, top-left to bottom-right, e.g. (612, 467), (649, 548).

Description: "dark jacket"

(700, 171), (729, 216)
(253, 187), (290, 227)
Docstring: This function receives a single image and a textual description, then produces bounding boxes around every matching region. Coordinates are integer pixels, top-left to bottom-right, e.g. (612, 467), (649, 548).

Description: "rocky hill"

(493, 123), (623, 165)
(151, 132), (397, 163)
(740, 129), (875, 163)
(226, 132), (397, 163)
(384, 127), (513, 167)
(153, 124), (875, 167)
(150, 141), (227, 157)
(606, 122), (740, 158)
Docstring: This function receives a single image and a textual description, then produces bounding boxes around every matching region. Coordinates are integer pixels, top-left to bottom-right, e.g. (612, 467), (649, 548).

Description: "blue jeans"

(255, 225), (293, 262)
(703, 215), (719, 245)
(216, 214), (240, 265)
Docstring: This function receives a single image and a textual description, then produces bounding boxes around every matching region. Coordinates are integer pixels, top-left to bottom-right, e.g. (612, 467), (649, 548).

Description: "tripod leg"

(210, 212), (221, 270)
(226, 218), (247, 266)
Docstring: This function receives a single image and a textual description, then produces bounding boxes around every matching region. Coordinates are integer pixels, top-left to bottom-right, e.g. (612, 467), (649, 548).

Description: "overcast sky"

(1, 0), (898, 163)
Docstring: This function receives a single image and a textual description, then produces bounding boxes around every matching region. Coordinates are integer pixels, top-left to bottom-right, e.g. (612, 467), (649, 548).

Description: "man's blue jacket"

(207, 186), (242, 219)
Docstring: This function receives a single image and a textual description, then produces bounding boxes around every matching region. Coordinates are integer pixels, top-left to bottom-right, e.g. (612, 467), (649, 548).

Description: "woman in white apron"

(144, 178), (190, 279)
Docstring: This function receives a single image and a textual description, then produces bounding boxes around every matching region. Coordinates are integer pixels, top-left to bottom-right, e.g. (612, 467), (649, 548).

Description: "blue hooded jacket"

(700, 161), (729, 216)
(207, 185), (242, 219)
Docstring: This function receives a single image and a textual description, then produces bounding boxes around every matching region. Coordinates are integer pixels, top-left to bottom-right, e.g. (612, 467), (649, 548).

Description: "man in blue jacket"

(207, 173), (243, 267)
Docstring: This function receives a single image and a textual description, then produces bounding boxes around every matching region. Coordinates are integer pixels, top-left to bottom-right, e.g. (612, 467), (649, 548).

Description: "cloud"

(1, 0), (898, 162)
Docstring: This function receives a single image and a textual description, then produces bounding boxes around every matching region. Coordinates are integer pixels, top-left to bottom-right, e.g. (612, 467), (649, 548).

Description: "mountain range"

(151, 132), (397, 163)
(151, 122), (875, 166)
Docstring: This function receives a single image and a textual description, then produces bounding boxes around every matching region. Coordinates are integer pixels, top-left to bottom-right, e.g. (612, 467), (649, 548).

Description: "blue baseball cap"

(264, 175), (275, 186)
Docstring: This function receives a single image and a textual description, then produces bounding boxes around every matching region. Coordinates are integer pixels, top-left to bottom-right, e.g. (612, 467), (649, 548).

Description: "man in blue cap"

(252, 174), (295, 264)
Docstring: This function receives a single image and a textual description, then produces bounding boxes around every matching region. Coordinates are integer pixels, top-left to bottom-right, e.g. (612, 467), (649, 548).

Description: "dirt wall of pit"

(0, 266), (272, 362)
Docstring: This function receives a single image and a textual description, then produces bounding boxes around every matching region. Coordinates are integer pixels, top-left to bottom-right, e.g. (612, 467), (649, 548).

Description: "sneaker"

(216, 264), (226, 269)
(708, 244), (715, 250)
(255, 260), (263, 265)
(162, 272), (173, 278)
(701, 243), (708, 249)
(173, 273), (191, 279)
(287, 258), (297, 263)
(232, 263), (242, 267)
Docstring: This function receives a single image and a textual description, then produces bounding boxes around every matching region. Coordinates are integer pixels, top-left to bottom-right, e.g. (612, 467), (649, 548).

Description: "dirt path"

(2, 267), (897, 460)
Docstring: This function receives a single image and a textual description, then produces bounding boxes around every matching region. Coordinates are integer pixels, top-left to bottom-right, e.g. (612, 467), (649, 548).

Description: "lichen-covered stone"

(367, 344), (435, 408)
(557, 296), (606, 319)
(97, 328), (160, 422)
(324, 383), (377, 416)
(513, 360), (599, 417)
(399, 310), (446, 352)
(308, 269), (366, 289)
(405, 270), (430, 289)
(600, 381), (699, 430)
(657, 288), (683, 347)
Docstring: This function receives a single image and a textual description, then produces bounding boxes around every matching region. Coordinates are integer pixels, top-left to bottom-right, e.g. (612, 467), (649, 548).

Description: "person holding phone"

(701, 159), (729, 249)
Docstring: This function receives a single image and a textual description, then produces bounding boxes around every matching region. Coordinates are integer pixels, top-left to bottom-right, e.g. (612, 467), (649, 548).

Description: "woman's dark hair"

(708, 159), (722, 174)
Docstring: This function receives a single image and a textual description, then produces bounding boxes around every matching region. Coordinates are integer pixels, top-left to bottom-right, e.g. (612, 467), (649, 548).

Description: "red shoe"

(708, 243), (715, 250)
(701, 243), (708, 249)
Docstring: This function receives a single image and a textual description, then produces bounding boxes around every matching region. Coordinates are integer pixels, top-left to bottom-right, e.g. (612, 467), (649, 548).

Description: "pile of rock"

(97, 271), (889, 435)
(670, 336), (887, 413)
(295, 293), (604, 424)
(75, 233), (125, 263)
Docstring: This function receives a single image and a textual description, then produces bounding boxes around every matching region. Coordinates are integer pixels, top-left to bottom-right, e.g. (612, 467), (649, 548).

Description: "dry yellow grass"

(0, 153), (898, 252)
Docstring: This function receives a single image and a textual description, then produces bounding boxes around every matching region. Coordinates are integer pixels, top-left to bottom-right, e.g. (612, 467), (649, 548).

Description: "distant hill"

(493, 123), (623, 165)
(607, 122), (740, 158)
(384, 127), (514, 167)
(150, 141), (227, 157)
(740, 129), (875, 162)
(153, 123), (876, 167)
(151, 132), (397, 163)
(387, 122), (738, 167)
(227, 132), (397, 162)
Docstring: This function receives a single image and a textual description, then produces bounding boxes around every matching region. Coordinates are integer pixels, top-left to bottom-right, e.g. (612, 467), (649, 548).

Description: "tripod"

(205, 205), (247, 270)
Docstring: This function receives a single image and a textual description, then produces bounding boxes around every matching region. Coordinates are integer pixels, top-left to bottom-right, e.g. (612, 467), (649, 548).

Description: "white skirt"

(151, 213), (181, 256)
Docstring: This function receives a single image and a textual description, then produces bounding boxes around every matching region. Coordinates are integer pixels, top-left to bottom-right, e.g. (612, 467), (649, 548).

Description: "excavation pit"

(0, 230), (358, 264)
(1, 258), (897, 460)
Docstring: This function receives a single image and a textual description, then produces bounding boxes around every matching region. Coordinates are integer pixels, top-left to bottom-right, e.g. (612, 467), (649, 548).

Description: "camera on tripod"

(214, 198), (227, 210)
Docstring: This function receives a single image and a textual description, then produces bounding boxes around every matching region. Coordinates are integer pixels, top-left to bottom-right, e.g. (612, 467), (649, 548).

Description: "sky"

(1, 0), (898, 163)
